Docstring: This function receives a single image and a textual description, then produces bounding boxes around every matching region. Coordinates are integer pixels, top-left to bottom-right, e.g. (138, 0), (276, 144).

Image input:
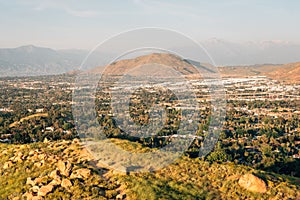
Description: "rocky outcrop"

(238, 174), (267, 193)
(23, 160), (94, 198)
(1, 139), (119, 199)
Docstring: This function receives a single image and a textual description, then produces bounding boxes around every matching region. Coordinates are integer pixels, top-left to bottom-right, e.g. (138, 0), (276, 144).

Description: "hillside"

(267, 62), (300, 83)
(90, 53), (204, 78)
(0, 139), (299, 199)
(86, 53), (300, 83)
(219, 62), (300, 83)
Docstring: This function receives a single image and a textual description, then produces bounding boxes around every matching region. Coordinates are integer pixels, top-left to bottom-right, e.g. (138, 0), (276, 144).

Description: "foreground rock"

(116, 193), (126, 200)
(3, 161), (13, 169)
(38, 184), (54, 197)
(57, 160), (72, 177)
(61, 178), (72, 189)
(26, 177), (35, 186)
(238, 174), (267, 193)
(49, 170), (61, 180)
(70, 168), (91, 179)
(22, 192), (34, 200)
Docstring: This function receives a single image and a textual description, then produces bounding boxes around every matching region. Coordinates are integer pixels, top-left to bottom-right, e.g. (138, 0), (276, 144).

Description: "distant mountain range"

(1, 41), (300, 77)
(0, 45), (87, 77)
(202, 39), (300, 66)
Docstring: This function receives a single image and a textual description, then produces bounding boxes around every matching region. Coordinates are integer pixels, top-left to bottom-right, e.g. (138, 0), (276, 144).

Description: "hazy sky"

(0, 0), (299, 49)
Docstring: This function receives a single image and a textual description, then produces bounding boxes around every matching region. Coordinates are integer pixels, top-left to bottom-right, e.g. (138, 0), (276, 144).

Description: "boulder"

(22, 192), (34, 200)
(16, 157), (23, 163)
(70, 168), (91, 179)
(47, 156), (57, 163)
(72, 138), (80, 144)
(10, 152), (24, 163)
(49, 170), (60, 180)
(34, 177), (44, 185)
(37, 153), (46, 160)
(43, 138), (49, 143)
(26, 177), (35, 186)
(32, 197), (42, 200)
(238, 174), (267, 193)
(30, 154), (39, 161)
(38, 184), (54, 197)
(49, 178), (61, 186)
(3, 161), (13, 169)
(116, 193), (126, 200)
(61, 178), (72, 188)
(34, 162), (43, 168)
(29, 150), (35, 156)
(31, 186), (39, 193)
(57, 160), (72, 177)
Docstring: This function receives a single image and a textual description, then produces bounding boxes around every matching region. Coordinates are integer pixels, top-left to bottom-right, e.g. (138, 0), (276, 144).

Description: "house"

(0, 108), (13, 112)
(45, 127), (54, 132)
(292, 154), (300, 159)
(0, 139), (11, 143)
(36, 108), (44, 113)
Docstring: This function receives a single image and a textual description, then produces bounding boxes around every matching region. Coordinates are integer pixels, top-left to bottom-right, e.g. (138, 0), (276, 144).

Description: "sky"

(0, 0), (300, 49)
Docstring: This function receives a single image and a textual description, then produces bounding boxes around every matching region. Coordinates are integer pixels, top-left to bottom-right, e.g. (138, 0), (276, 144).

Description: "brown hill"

(267, 62), (300, 83)
(90, 53), (196, 75)
(86, 53), (300, 83)
(219, 62), (300, 83)
(218, 64), (282, 78)
(88, 53), (219, 79)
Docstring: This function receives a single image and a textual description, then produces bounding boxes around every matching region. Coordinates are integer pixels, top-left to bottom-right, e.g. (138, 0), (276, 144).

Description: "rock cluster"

(24, 155), (91, 200)
(0, 139), (123, 199)
(23, 158), (93, 199)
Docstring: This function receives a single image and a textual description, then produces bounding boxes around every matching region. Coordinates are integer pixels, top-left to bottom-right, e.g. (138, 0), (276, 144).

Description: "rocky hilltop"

(0, 139), (299, 199)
